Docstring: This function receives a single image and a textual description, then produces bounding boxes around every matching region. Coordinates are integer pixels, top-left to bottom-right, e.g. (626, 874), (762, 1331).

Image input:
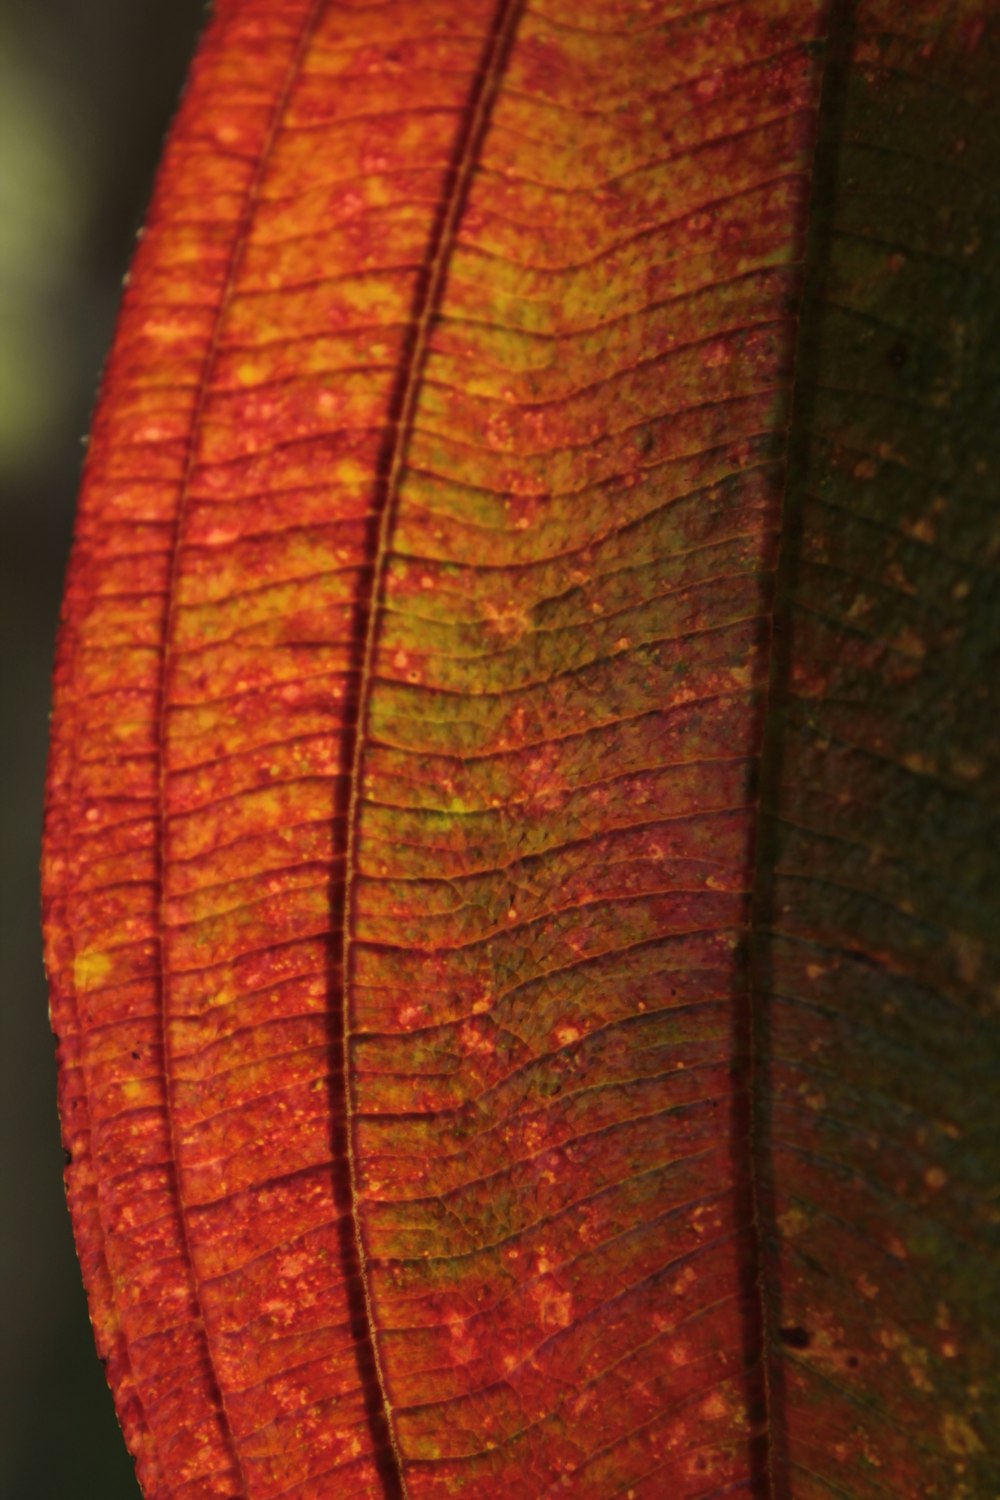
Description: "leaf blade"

(346, 3), (827, 1491)
(754, 3), (1000, 1494)
(42, 2), (999, 1497)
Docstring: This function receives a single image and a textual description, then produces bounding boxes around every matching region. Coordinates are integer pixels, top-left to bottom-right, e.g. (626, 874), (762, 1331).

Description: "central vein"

(337, 3), (526, 1494)
(746, 4), (850, 1494)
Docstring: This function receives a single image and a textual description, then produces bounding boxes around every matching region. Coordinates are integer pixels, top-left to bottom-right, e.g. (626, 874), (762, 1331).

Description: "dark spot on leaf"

(846, 1354), (860, 1367)
(780, 1325), (812, 1349)
(845, 947), (884, 970)
(886, 339), (909, 370)
(131, 1049), (141, 1060)
(63, 1148), (73, 1167)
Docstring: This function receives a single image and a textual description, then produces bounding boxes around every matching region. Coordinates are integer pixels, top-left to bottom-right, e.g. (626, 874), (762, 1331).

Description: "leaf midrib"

(747, 3), (857, 1497)
(338, 3), (527, 1495)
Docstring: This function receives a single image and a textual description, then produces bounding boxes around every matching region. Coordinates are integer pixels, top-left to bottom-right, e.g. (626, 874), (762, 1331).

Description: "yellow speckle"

(532, 1281), (572, 1328)
(73, 950), (113, 992)
(779, 1206), (808, 1238)
(925, 1166), (947, 1189)
(942, 1414), (984, 1457)
(880, 1326), (933, 1391)
(903, 515), (936, 543)
(895, 627), (926, 659)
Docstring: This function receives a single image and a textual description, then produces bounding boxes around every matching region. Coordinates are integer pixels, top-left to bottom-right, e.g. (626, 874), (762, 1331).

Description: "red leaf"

(43, 2), (999, 1496)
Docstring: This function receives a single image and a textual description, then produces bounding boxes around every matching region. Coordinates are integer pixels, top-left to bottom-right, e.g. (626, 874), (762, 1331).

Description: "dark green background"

(2, 3), (204, 1492)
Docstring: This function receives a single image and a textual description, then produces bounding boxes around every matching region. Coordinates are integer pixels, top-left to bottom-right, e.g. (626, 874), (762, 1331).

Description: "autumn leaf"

(42, 1), (999, 1496)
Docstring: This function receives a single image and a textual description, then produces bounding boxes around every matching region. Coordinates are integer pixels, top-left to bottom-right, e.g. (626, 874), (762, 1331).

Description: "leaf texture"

(42, 1), (999, 1497)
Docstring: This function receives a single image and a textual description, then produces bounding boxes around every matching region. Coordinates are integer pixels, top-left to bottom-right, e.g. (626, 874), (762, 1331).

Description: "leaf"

(42, 1), (999, 1496)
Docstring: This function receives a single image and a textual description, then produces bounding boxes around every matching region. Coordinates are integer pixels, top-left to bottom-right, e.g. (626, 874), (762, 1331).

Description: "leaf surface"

(43, 2), (999, 1497)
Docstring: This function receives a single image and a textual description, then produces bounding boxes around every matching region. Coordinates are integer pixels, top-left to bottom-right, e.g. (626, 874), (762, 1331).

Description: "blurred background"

(2, 2), (207, 1491)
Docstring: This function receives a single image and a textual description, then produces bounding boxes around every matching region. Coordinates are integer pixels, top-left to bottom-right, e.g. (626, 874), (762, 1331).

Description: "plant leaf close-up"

(41, 1), (999, 1496)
